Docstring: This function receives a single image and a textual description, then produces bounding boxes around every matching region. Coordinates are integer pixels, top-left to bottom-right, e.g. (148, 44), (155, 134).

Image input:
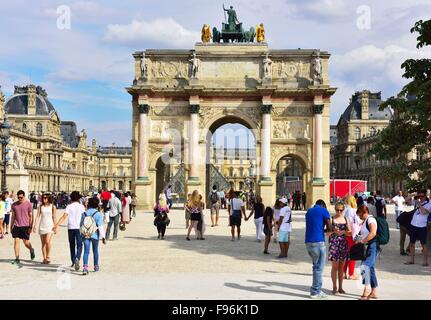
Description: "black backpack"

(210, 192), (219, 204)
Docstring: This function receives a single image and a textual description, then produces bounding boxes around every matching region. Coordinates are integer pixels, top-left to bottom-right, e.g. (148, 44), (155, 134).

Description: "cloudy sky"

(0, 0), (430, 146)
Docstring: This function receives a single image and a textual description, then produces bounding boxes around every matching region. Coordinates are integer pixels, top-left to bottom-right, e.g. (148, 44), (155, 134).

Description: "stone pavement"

(1, 204), (430, 300)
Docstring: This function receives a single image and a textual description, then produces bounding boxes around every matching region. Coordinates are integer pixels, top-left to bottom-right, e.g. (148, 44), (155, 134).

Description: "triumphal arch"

(128, 13), (336, 210)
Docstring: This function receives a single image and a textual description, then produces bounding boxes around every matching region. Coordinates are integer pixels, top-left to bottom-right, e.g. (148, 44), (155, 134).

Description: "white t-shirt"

(344, 206), (361, 238)
(230, 198), (244, 212)
(392, 195), (405, 211)
(361, 216), (377, 240)
(5, 198), (13, 214)
(273, 208), (281, 220)
(279, 206), (292, 232)
(65, 202), (86, 230)
(411, 201), (431, 228)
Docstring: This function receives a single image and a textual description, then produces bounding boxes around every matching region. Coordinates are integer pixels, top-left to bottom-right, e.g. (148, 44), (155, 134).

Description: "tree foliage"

(370, 19), (431, 191)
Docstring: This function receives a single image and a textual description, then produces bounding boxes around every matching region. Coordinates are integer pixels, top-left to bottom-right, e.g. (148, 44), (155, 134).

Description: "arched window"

(354, 127), (361, 140)
(22, 123), (27, 131)
(229, 167), (234, 177)
(36, 123), (43, 136)
(370, 127), (377, 136)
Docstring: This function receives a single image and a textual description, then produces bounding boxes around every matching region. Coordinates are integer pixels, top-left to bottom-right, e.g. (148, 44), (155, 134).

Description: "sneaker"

(83, 266), (89, 275)
(74, 259), (80, 271)
(186, 237), (190, 241)
(30, 248), (35, 261)
(310, 293), (328, 300)
(12, 258), (20, 265)
(94, 265), (99, 272)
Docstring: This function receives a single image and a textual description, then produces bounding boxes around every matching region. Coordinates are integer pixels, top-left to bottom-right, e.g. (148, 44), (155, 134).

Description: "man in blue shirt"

(305, 199), (332, 299)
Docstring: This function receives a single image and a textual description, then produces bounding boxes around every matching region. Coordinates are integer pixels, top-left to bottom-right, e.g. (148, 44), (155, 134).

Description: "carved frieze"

(148, 60), (188, 79)
(272, 120), (310, 139)
(272, 105), (313, 117)
(150, 105), (188, 117)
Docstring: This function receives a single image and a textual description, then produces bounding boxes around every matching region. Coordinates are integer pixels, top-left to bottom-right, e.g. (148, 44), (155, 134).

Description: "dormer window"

(22, 123), (27, 131)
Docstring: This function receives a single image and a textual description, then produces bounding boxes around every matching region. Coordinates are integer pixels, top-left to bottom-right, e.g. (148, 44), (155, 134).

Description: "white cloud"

(104, 18), (200, 47)
(299, 0), (350, 19)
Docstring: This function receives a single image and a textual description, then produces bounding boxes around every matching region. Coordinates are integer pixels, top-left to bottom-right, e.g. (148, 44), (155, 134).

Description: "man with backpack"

(209, 185), (220, 227)
(374, 191), (387, 219)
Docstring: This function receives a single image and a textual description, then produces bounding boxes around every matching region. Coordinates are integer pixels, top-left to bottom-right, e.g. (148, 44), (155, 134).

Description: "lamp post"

(331, 165), (336, 204)
(97, 145), (101, 190)
(0, 113), (11, 193)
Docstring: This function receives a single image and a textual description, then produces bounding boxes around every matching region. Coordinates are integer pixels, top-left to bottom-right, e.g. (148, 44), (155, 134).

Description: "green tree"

(370, 19), (431, 191)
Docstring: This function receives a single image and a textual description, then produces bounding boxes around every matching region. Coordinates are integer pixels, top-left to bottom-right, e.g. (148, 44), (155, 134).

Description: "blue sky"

(0, 0), (430, 146)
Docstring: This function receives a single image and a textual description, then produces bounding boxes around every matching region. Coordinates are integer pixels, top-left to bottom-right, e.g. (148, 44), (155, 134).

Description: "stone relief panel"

(272, 119), (310, 139)
(148, 60), (188, 79)
(273, 105), (313, 117)
(272, 61), (311, 80)
(150, 105), (188, 117)
(150, 119), (184, 139)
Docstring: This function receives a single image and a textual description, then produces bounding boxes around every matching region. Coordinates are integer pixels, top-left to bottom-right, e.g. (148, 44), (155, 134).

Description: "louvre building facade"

(0, 84), (132, 194)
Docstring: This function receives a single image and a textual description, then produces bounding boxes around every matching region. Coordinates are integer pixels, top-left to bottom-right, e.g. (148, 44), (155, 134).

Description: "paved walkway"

(1, 204), (430, 299)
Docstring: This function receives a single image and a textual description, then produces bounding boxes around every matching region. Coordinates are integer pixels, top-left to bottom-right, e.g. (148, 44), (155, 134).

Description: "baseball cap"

(279, 198), (288, 204)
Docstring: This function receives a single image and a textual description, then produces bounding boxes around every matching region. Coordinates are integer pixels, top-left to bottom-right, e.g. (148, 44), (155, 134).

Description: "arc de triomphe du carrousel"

(127, 8), (336, 210)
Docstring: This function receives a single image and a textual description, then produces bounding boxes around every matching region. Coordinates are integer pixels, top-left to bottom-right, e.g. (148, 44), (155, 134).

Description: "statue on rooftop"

(201, 24), (212, 43)
(256, 23), (265, 43)
(223, 4), (240, 31)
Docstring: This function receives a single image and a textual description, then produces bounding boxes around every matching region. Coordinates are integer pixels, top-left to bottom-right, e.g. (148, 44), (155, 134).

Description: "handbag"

(396, 209), (414, 229)
(349, 243), (367, 261)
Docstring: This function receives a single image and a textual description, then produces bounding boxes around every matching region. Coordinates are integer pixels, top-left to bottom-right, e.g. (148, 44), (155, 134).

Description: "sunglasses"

(18, 196), (24, 199)
(335, 209), (344, 212)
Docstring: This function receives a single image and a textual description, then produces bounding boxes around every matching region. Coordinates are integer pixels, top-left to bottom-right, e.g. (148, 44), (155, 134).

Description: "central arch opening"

(206, 116), (257, 207)
(276, 155), (306, 210)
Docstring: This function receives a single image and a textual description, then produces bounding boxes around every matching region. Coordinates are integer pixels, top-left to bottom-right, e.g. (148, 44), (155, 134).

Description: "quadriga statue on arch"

(212, 5), (258, 43)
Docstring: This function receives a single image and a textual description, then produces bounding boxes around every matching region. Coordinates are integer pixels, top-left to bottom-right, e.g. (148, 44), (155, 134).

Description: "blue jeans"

(306, 242), (326, 296)
(83, 238), (99, 267)
(361, 241), (378, 289)
(68, 229), (83, 264)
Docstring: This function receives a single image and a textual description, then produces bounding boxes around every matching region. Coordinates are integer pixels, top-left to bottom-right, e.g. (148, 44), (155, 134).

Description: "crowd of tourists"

(0, 188), (137, 275)
(1, 184), (430, 300)
(154, 185), (430, 300)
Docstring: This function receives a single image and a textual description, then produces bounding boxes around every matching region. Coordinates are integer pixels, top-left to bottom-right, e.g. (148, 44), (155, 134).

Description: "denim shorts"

(278, 230), (289, 243)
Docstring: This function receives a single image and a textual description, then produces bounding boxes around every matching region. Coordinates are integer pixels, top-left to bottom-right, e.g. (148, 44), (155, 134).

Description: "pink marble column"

(313, 103), (324, 181)
(137, 104), (150, 180)
(188, 104), (200, 180)
(260, 104), (272, 180)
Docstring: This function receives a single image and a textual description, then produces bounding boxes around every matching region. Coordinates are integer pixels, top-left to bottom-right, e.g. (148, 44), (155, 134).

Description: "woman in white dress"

(33, 194), (56, 264)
